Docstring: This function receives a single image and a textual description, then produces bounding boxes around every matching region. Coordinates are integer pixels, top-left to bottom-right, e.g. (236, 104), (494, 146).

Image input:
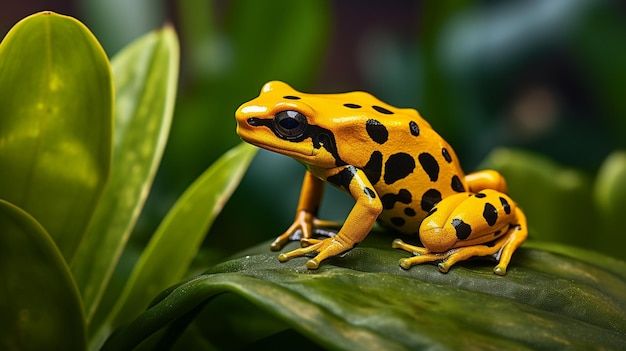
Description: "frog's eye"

(273, 110), (308, 140)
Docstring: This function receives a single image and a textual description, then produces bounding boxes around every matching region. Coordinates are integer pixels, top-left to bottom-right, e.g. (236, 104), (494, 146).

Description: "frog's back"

(237, 81), (469, 235)
(299, 88), (469, 234)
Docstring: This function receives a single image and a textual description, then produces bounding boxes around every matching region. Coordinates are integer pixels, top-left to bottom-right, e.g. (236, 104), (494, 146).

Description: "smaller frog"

(235, 81), (527, 275)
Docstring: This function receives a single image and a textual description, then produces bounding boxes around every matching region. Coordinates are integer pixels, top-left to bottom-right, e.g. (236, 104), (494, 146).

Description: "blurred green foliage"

(3, 0), (624, 265)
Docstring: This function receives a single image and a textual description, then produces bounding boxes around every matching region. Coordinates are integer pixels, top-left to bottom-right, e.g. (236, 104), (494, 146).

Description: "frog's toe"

(277, 253), (290, 262)
(301, 238), (322, 247)
(399, 258), (413, 270)
(392, 238), (406, 249)
(306, 259), (320, 269)
(270, 240), (284, 251)
(493, 265), (507, 276)
(437, 262), (451, 273)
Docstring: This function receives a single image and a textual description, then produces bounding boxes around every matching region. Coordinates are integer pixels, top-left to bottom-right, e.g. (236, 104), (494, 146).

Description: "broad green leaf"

(93, 143), (257, 347)
(0, 200), (85, 351)
(102, 236), (626, 350)
(71, 25), (180, 323)
(0, 11), (113, 261)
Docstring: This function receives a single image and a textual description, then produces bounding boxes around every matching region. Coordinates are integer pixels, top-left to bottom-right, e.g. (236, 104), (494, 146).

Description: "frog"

(235, 81), (527, 275)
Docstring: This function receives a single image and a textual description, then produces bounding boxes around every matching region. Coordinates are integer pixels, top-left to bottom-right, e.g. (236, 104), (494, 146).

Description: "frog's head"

(236, 81), (429, 168)
(236, 81), (347, 168)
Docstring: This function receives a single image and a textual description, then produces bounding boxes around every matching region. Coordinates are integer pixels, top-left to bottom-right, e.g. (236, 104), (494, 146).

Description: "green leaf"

(103, 236), (626, 350)
(0, 11), (113, 261)
(71, 25), (180, 323)
(0, 200), (86, 351)
(94, 143), (257, 345)
(593, 150), (626, 260)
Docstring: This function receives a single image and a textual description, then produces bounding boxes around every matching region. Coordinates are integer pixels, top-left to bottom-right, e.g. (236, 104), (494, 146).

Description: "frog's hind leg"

(465, 170), (508, 193)
(393, 189), (528, 273)
(392, 239), (442, 269)
(394, 237), (505, 273)
(493, 207), (527, 275)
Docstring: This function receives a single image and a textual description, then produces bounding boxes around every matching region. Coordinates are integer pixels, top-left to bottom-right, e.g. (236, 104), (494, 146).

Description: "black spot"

(442, 148), (452, 163)
(372, 105), (393, 114)
(424, 207), (437, 218)
(327, 166), (357, 190)
(363, 151), (383, 185)
(475, 193), (487, 198)
(452, 218), (472, 240)
(418, 153), (440, 182)
(483, 203), (498, 226)
(494, 230), (502, 237)
(500, 197), (511, 214)
(283, 95), (300, 100)
(391, 217), (406, 226)
(312, 129), (346, 167)
(451, 175), (465, 192)
(344, 103), (361, 109)
(404, 207), (416, 217)
(409, 121), (420, 136)
(366, 119), (389, 144)
(364, 187), (376, 199)
(421, 189), (442, 212)
(381, 189), (412, 210)
(384, 153), (415, 184)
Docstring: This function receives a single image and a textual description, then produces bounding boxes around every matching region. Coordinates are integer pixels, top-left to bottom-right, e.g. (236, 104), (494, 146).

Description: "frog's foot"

(278, 236), (355, 269)
(392, 239), (447, 270)
(270, 211), (341, 251)
(393, 238), (507, 274)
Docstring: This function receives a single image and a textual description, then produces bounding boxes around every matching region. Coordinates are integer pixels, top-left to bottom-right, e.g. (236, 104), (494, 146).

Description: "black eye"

(273, 110), (307, 139)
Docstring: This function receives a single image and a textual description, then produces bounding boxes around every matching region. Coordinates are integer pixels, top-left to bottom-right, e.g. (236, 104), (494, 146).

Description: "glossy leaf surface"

(0, 200), (85, 351)
(71, 25), (180, 323)
(0, 11), (113, 261)
(98, 143), (258, 341)
(104, 235), (626, 350)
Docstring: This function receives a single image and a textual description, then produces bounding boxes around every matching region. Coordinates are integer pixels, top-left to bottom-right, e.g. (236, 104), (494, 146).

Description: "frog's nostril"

(247, 117), (260, 126)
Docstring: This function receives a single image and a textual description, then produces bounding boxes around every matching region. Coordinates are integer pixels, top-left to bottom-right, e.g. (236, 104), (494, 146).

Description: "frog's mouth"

(236, 123), (314, 159)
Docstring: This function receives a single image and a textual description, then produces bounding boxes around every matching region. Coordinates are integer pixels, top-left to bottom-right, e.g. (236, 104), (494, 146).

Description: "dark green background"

(3, 0), (625, 263)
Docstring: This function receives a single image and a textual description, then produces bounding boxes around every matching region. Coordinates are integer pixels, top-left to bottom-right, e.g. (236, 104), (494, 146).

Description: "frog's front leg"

(278, 166), (382, 269)
(270, 171), (340, 251)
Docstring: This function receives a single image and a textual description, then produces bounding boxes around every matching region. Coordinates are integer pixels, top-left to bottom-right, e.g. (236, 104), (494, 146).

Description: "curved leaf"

(0, 11), (113, 261)
(104, 236), (626, 350)
(71, 25), (180, 323)
(94, 143), (257, 346)
(0, 200), (85, 351)
(593, 150), (626, 260)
